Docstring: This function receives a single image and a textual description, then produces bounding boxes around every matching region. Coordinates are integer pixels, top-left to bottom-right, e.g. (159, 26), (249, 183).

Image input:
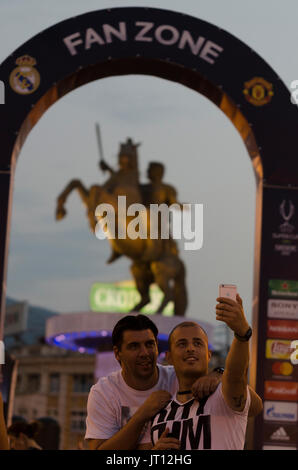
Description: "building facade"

(11, 343), (95, 450)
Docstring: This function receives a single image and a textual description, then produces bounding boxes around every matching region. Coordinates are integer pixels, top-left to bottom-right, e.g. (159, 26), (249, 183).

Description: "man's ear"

(208, 350), (212, 363)
(165, 350), (172, 365)
(113, 346), (121, 364)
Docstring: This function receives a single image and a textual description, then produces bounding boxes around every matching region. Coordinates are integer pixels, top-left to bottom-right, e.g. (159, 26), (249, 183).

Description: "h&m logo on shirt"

(151, 399), (211, 450)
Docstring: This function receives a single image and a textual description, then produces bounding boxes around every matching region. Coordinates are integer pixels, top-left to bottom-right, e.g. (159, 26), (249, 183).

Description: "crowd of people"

(0, 292), (262, 450)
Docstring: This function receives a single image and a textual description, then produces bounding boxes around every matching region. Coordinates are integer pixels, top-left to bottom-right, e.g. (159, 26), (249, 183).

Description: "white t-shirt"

(144, 383), (251, 450)
(85, 364), (177, 443)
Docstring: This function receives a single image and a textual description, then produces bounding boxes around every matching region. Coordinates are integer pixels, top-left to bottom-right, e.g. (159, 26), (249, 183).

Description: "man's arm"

(88, 390), (171, 450)
(88, 438), (106, 450)
(99, 160), (114, 175)
(247, 386), (263, 416)
(191, 370), (262, 416)
(216, 294), (250, 412)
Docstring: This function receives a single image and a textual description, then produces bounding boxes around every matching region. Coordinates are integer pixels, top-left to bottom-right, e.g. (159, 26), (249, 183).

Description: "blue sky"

(1, 0), (298, 326)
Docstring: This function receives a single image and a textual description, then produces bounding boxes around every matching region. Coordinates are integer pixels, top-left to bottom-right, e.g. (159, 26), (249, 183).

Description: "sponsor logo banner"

(270, 361), (294, 379)
(266, 339), (293, 359)
(268, 280), (298, 298)
(267, 319), (298, 339)
(263, 423), (298, 446)
(90, 281), (174, 315)
(264, 381), (298, 401)
(264, 401), (298, 422)
(267, 299), (298, 319)
(265, 359), (297, 382)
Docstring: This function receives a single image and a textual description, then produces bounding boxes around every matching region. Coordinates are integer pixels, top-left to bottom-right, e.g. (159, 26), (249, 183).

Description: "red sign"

(267, 320), (298, 339)
(264, 381), (298, 401)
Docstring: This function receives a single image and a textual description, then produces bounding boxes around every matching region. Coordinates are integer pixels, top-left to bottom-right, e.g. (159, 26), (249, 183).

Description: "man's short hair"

(168, 322), (208, 350)
(112, 314), (158, 350)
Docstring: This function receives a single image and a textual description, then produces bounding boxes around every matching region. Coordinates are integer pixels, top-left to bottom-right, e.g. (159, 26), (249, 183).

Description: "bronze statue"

(55, 134), (188, 316)
(140, 161), (185, 258)
(141, 161), (183, 208)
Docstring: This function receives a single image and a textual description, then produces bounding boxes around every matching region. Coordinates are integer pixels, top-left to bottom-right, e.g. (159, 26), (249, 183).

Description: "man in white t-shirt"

(85, 314), (262, 450)
(139, 294), (256, 450)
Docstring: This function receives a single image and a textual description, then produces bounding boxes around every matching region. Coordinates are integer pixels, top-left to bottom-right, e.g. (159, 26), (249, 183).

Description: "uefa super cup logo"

(279, 200), (295, 233)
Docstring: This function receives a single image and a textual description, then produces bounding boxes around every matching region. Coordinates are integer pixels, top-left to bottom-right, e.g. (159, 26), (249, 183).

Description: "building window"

(70, 411), (86, 432)
(49, 373), (60, 393)
(72, 374), (93, 393)
(27, 374), (40, 393)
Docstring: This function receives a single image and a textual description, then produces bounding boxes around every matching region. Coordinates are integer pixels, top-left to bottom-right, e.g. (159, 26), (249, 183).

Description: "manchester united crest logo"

(9, 55), (40, 95)
(243, 77), (274, 106)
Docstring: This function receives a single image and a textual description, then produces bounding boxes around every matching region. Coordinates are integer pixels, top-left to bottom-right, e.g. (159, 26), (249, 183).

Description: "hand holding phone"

(219, 284), (237, 301)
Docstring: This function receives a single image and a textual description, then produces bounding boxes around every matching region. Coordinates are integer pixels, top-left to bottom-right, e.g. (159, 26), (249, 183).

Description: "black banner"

(255, 186), (298, 449)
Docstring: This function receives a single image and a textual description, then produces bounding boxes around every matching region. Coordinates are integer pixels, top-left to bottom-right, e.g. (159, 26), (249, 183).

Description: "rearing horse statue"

(55, 138), (187, 316)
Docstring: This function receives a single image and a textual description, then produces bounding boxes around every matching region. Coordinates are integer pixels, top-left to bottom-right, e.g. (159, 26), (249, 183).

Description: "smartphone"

(219, 284), (237, 301)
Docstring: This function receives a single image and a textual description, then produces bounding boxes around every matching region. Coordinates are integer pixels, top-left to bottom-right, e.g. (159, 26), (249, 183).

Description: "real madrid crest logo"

(243, 77), (274, 106)
(9, 55), (40, 95)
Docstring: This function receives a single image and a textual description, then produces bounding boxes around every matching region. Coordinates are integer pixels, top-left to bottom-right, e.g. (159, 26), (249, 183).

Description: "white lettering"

(0, 80), (4, 104)
(103, 22), (127, 43)
(63, 23), (223, 66)
(149, 204), (170, 240)
(127, 204), (147, 239)
(170, 204), (182, 240)
(155, 25), (179, 46)
(0, 341), (4, 364)
(268, 299), (298, 319)
(134, 22), (154, 42)
(290, 340), (298, 364)
(183, 204), (203, 251)
(118, 196), (127, 239)
(200, 40), (224, 64)
(267, 385), (296, 395)
(94, 198), (203, 251)
(290, 80), (298, 105)
(85, 28), (105, 49)
(178, 31), (205, 55)
(63, 32), (83, 56)
(95, 203), (115, 240)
